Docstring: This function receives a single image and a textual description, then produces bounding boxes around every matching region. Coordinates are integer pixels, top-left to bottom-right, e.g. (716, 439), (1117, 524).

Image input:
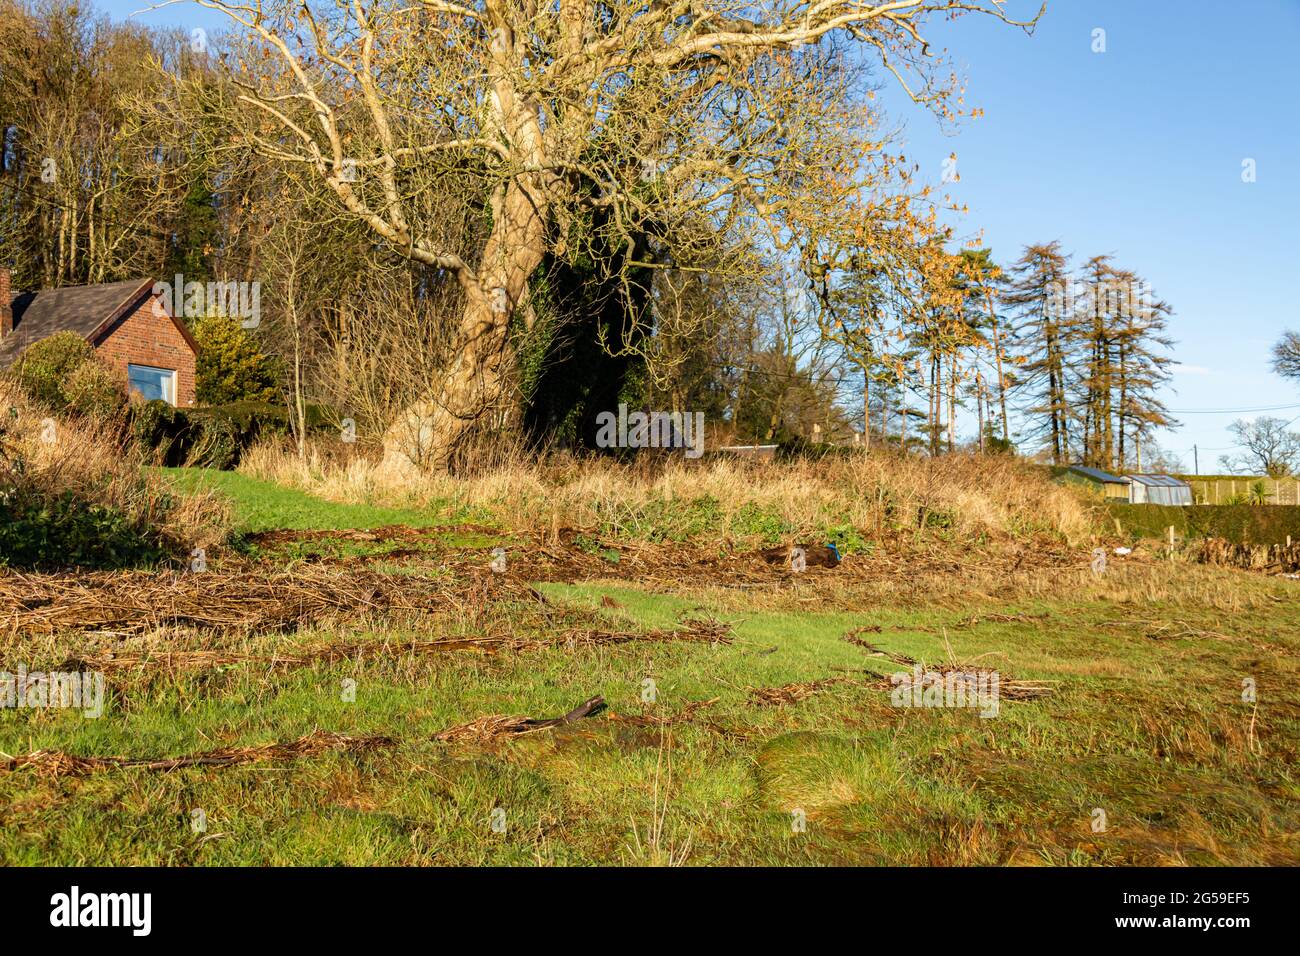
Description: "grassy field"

(158, 468), (457, 534)
(2, 465), (1297, 866)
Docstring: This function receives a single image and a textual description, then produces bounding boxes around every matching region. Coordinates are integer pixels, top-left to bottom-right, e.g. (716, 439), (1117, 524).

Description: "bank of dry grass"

(0, 383), (231, 564)
(239, 441), (1097, 547)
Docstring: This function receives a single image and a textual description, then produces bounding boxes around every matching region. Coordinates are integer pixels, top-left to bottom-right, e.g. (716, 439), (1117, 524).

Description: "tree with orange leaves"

(196, 0), (1043, 469)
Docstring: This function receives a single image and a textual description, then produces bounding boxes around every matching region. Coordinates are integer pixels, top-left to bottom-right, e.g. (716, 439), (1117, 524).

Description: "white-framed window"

(127, 364), (176, 405)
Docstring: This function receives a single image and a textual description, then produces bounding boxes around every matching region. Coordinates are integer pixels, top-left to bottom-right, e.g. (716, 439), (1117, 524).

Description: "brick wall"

(93, 293), (197, 407)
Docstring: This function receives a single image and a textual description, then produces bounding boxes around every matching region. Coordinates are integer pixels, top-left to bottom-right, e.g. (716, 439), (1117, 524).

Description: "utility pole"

(1135, 436), (1142, 473)
(1193, 444), (1199, 475)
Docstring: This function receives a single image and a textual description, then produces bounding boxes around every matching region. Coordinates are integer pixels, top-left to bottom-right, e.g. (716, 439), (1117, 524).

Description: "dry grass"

(45, 618), (736, 676)
(0, 564), (539, 638)
(0, 383), (230, 554)
(748, 675), (880, 706)
(240, 439), (1096, 546)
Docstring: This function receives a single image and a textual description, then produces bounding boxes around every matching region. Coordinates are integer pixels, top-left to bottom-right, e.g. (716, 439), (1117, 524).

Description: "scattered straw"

(0, 566), (538, 637)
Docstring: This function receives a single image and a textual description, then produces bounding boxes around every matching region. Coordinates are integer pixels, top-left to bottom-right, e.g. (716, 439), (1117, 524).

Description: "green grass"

(158, 467), (454, 534)
(2, 561), (1296, 865)
(2, 471), (1297, 866)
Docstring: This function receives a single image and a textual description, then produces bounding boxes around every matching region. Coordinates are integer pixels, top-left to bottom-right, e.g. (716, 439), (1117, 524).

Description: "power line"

(1166, 402), (1300, 415)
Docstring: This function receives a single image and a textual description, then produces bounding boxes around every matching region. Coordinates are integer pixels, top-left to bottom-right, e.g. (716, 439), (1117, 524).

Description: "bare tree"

(1273, 331), (1300, 386)
(191, 0), (1043, 470)
(1220, 417), (1300, 478)
(0, 2), (201, 287)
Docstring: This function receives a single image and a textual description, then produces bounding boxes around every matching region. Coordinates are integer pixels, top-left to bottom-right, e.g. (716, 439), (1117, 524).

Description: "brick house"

(0, 268), (198, 407)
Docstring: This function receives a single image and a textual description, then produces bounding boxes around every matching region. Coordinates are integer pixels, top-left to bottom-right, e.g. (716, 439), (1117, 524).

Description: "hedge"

(1106, 503), (1300, 546)
(131, 400), (335, 469)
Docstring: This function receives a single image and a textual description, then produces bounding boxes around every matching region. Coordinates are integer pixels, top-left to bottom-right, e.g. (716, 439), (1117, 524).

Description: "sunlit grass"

(2, 563), (1295, 865)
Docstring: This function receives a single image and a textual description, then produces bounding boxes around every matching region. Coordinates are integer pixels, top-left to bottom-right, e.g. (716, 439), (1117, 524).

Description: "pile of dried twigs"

(749, 676), (884, 706)
(0, 566), (537, 637)
(839, 629), (1058, 702)
(917, 665), (1058, 701)
(841, 629), (917, 665)
(1195, 537), (1300, 574)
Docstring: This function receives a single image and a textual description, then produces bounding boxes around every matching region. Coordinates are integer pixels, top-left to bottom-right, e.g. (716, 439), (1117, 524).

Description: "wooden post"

(862, 366), (870, 454)
(1167, 525), (1176, 546)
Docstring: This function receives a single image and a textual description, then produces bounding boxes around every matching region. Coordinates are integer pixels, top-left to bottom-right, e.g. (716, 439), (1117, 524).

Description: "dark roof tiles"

(0, 278), (156, 365)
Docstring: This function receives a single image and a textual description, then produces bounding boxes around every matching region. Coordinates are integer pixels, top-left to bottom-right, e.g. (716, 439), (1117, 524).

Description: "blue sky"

(876, 0), (1300, 468)
(100, 0), (1300, 469)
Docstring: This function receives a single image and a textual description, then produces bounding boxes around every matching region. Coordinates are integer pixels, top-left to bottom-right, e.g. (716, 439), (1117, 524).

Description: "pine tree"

(1111, 270), (1177, 469)
(1075, 255), (1118, 468)
(957, 248), (1011, 443)
(1003, 242), (1074, 463)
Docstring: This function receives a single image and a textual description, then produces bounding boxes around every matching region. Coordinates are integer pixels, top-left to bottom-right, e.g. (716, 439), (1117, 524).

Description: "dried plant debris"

(41, 619), (735, 679)
(748, 675), (884, 707)
(1096, 618), (1249, 645)
(208, 525), (1082, 595)
(840, 627), (1059, 704)
(751, 657), (1056, 708)
(914, 665), (1058, 702)
(58, 637), (530, 674)
(841, 628), (917, 665)
(0, 567), (541, 638)
(434, 696), (607, 743)
(560, 616), (733, 649)
(1195, 537), (1300, 574)
(497, 532), (1079, 588)
(244, 524), (501, 547)
(434, 696), (733, 746)
(952, 611), (1052, 628)
(2, 730), (394, 777)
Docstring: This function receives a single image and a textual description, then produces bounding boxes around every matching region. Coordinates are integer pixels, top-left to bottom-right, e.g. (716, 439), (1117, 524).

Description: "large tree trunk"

(380, 8), (556, 473)
(381, 173), (549, 472)
(380, 295), (509, 472)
